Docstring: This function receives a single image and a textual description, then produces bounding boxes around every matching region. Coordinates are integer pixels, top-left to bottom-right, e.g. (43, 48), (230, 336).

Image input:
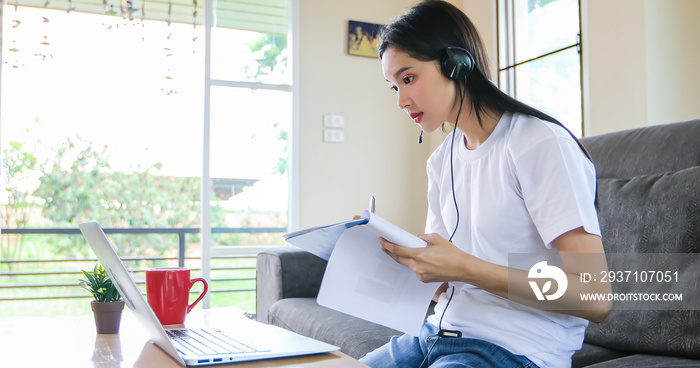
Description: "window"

(498, 0), (583, 137)
(1, 0), (292, 315)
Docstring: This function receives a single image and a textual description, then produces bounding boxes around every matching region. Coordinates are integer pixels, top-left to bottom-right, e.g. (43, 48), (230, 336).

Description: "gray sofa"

(257, 118), (700, 367)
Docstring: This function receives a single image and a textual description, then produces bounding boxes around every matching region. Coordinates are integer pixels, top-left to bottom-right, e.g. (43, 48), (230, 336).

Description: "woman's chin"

(420, 124), (442, 134)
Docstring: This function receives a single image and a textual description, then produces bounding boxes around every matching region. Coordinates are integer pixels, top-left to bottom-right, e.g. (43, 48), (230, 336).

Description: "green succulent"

(79, 264), (122, 302)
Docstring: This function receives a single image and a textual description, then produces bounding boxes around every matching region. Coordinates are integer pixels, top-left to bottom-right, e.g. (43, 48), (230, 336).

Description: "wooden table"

(0, 307), (366, 367)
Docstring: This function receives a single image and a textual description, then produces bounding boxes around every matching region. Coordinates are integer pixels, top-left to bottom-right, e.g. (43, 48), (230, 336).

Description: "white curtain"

(11, 0), (288, 33)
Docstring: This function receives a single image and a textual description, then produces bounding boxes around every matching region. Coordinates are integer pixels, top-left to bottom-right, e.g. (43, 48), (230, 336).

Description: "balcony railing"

(0, 227), (285, 306)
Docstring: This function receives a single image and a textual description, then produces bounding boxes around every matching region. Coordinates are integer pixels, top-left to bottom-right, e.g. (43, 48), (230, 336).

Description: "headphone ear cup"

(441, 47), (474, 81)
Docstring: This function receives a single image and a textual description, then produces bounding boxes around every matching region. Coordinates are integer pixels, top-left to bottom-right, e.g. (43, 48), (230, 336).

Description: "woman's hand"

(379, 233), (481, 284)
(379, 228), (612, 322)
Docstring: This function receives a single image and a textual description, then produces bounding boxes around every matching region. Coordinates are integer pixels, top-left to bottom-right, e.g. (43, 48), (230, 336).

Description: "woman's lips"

(410, 112), (423, 123)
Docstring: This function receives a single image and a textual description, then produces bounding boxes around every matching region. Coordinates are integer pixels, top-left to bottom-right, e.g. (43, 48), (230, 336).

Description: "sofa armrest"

(256, 246), (327, 323)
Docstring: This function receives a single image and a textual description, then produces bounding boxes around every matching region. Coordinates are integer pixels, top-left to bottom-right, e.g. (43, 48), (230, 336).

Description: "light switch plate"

(323, 114), (345, 128)
(323, 129), (345, 143)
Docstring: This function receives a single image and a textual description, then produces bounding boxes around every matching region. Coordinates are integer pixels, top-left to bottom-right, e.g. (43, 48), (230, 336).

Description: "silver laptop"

(79, 221), (339, 366)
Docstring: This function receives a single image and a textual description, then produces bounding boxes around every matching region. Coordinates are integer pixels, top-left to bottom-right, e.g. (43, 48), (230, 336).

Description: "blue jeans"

(360, 323), (537, 368)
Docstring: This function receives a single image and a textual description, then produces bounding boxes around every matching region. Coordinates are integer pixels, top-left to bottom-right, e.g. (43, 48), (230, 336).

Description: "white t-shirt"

(424, 112), (601, 368)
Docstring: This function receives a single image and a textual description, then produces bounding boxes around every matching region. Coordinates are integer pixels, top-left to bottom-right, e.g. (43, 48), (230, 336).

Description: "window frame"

(496, 0), (585, 137)
(201, 0), (296, 308)
(0, 0), (297, 310)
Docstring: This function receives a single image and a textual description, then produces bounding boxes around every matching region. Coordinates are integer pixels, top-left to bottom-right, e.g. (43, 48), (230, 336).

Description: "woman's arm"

(380, 226), (612, 322)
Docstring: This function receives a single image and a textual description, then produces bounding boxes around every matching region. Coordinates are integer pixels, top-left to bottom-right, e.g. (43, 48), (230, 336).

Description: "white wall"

(583, 0), (649, 135)
(297, 0), (438, 233)
(644, 0), (700, 126)
(582, 0), (700, 135)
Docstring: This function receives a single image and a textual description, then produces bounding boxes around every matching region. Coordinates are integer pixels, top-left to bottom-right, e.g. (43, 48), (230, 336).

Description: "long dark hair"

(379, 0), (593, 162)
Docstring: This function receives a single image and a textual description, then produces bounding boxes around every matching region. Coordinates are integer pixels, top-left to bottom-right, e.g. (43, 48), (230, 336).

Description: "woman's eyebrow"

(386, 66), (412, 83)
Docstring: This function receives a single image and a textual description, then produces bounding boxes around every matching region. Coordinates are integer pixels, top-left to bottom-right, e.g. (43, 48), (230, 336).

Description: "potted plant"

(79, 264), (125, 334)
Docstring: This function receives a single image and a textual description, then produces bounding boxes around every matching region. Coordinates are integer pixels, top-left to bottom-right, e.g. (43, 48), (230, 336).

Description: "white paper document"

(283, 210), (427, 260)
(290, 211), (440, 336)
(283, 217), (368, 261)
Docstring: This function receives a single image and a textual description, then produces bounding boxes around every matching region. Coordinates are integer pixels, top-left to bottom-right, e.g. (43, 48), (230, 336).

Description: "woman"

(360, 1), (612, 367)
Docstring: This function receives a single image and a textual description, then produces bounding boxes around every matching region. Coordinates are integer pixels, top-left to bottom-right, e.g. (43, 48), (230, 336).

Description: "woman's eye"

(390, 85), (398, 92)
(403, 76), (414, 84)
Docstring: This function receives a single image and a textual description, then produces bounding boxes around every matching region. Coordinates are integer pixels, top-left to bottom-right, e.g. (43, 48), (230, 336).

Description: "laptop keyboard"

(167, 328), (270, 357)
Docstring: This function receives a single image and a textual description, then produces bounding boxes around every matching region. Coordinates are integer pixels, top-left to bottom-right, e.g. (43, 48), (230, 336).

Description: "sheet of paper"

(283, 219), (367, 260)
(317, 225), (440, 336)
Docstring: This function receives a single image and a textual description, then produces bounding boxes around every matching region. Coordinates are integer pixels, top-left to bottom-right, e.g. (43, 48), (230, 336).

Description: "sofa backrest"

(580, 118), (700, 179)
(578, 119), (700, 358)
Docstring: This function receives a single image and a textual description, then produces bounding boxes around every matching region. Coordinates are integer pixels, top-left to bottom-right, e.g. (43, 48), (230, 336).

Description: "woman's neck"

(457, 107), (503, 151)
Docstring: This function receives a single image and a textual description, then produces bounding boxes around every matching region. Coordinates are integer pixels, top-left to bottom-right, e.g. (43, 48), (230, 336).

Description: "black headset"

(441, 46), (474, 81)
(417, 47), (475, 368)
(418, 46), (474, 144)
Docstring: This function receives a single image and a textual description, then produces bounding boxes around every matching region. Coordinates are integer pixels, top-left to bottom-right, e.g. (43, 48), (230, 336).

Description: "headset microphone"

(418, 130), (424, 144)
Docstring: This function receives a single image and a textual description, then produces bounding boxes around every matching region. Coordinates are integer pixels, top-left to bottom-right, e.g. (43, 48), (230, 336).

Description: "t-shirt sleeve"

(512, 135), (601, 247)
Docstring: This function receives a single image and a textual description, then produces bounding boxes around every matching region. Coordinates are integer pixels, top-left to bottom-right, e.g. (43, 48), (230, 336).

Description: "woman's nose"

(397, 90), (410, 110)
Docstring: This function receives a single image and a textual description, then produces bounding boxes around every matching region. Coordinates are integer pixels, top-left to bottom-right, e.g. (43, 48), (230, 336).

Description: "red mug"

(146, 268), (208, 326)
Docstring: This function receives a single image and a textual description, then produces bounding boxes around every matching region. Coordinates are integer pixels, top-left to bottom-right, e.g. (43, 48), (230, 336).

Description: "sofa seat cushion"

(584, 353), (700, 367)
(267, 297), (400, 360)
(572, 343), (632, 368)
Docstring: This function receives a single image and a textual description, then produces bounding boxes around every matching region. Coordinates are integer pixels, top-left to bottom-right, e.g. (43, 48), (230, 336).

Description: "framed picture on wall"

(348, 20), (382, 58)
